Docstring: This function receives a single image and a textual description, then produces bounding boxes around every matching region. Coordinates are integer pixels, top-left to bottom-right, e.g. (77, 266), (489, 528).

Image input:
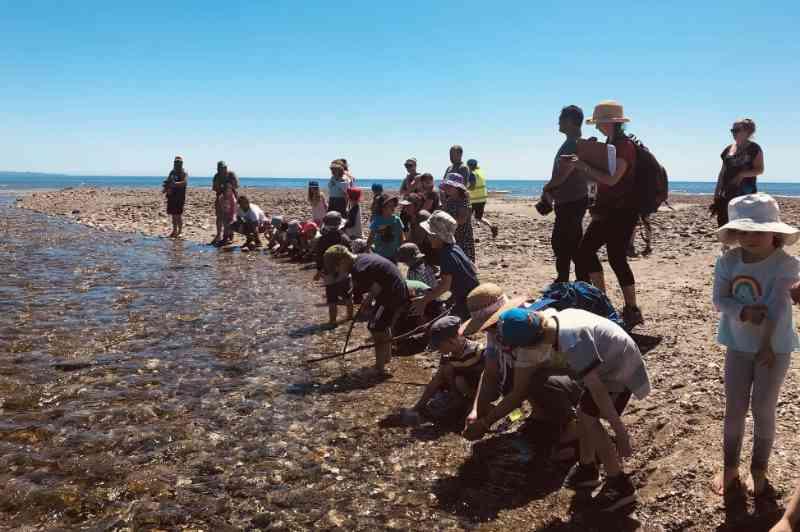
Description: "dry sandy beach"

(14, 186), (800, 531)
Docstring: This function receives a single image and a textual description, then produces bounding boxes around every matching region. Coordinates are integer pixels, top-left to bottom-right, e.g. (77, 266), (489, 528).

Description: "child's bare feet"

(712, 468), (742, 496)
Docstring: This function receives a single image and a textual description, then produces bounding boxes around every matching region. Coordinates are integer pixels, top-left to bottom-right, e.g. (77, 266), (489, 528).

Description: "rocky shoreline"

(13, 186), (800, 530)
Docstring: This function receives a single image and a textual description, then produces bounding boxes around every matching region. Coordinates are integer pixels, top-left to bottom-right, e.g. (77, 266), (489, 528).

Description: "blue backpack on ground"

(527, 281), (624, 328)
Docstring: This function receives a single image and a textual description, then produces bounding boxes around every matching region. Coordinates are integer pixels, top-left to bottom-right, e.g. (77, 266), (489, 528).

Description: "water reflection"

(0, 201), (318, 529)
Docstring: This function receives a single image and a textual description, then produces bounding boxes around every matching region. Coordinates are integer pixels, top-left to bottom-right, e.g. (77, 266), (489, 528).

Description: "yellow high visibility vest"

(469, 167), (488, 204)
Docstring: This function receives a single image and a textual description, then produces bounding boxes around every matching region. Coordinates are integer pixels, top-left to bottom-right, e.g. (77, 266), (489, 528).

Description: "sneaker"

(491, 225), (499, 238)
(564, 462), (601, 490)
(593, 474), (637, 512)
(622, 306), (644, 331)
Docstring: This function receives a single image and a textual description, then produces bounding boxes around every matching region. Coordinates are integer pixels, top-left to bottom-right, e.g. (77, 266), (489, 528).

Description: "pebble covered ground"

(9, 186), (800, 531)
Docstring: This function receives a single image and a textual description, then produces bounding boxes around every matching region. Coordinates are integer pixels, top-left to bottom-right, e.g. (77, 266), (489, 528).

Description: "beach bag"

(628, 135), (669, 215)
(527, 281), (624, 328)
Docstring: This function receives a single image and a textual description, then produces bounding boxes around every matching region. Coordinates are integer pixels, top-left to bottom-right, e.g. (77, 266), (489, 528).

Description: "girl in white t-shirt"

(712, 194), (800, 498)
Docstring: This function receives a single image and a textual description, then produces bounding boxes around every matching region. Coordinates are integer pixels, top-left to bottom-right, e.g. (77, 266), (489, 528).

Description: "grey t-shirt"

(554, 308), (651, 399)
(550, 138), (590, 205)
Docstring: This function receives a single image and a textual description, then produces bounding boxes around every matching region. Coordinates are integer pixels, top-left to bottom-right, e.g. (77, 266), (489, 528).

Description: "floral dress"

(444, 196), (475, 263)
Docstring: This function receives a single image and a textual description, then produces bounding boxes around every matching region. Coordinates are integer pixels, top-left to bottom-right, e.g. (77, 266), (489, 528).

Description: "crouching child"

(410, 315), (485, 423)
(497, 307), (651, 512)
(324, 244), (409, 376)
(314, 211), (354, 327)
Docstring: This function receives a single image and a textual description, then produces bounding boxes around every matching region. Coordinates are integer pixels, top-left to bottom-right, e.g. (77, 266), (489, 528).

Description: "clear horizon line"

(5, 171), (800, 183)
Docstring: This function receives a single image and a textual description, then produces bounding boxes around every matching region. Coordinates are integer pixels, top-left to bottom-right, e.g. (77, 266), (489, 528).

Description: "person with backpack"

(562, 100), (645, 329)
(712, 118), (764, 227)
(542, 105), (592, 282)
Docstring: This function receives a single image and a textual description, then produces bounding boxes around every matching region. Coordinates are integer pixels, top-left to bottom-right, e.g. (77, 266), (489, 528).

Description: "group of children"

(322, 190), (800, 520)
(165, 151), (800, 524)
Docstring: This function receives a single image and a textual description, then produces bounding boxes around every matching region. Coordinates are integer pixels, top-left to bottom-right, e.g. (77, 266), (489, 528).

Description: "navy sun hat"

(428, 315), (463, 350)
(498, 308), (544, 347)
(467, 159), (478, 167)
(371, 183), (384, 194)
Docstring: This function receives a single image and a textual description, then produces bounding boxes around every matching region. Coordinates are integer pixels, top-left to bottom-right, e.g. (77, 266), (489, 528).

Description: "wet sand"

(12, 186), (800, 530)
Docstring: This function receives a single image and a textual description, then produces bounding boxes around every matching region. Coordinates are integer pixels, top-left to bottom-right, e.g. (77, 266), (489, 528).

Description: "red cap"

(301, 222), (318, 236)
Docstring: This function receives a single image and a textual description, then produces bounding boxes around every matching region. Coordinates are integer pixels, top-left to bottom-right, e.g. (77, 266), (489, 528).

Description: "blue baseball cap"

(498, 308), (544, 347)
(371, 183), (384, 194)
(428, 315), (462, 350)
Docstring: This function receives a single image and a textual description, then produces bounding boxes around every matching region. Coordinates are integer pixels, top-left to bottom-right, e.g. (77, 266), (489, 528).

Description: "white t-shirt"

(713, 247), (800, 354)
(238, 204), (267, 224)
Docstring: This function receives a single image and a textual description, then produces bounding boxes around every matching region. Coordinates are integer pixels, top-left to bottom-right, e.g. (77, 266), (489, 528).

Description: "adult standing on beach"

(542, 105), (591, 282)
(164, 155), (188, 238)
(563, 101), (644, 329)
(443, 145), (471, 183)
(713, 119), (764, 227)
(211, 161), (238, 245)
(441, 173), (476, 264)
(328, 159), (350, 216)
(466, 159), (498, 238)
(400, 158), (422, 195)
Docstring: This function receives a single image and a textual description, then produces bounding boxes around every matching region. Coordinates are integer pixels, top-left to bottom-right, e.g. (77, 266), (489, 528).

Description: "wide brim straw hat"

(586, 100), (630, 124)
(717, 193), (800, 245)
(460, 283), (528, 337)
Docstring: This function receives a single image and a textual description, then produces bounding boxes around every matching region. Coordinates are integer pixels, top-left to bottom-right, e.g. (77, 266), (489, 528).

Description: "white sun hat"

(717, 193), (799, 246)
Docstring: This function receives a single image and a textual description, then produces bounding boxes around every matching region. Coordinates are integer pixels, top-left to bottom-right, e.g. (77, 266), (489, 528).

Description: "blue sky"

(2, 1), (799, 180)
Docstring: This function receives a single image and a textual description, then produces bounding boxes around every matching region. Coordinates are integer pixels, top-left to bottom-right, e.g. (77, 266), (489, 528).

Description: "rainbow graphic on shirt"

(731, 276), (762, 305)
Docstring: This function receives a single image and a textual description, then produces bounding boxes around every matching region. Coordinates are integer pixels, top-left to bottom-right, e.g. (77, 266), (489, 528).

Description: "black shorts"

(325, 278), (352, 304)
(166, 195), (185, 215)
(368, 303), (401, 333)
(472, 202), (486, 220)
(579, 388), (632, 418)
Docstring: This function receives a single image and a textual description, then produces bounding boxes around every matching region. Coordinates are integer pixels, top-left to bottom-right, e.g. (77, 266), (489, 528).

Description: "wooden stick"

(305, 304), (453, 364)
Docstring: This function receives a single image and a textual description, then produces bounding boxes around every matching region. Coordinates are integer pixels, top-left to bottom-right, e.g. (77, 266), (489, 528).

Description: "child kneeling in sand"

(496, 306), (651, 513)
(232, 195), (268, 250)
(712, 193), (800, 498)
(324, 244), (409, 376)
(408, 315), (485, 423)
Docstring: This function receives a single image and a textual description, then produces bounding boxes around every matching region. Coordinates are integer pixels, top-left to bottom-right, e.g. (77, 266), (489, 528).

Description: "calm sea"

(2, 174), (800, 197)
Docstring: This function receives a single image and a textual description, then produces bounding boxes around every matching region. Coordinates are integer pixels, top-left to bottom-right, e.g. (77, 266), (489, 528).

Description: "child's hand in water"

(757, 345), (776, 368)
(742, 304), (768, 325)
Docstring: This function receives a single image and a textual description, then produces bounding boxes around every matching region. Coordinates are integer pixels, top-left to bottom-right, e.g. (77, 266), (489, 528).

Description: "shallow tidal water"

(0, 200), (340, 529)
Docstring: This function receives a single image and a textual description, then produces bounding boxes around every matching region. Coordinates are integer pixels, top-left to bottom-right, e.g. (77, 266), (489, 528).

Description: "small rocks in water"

(52, 359), (94, 371)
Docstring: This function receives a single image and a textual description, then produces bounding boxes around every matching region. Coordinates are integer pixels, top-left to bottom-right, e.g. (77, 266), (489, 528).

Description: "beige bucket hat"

(586, 100), (630, 124)
(460, 283), (528, 337)
(717, 193), (800, 246)
(420, 210), (457, 245)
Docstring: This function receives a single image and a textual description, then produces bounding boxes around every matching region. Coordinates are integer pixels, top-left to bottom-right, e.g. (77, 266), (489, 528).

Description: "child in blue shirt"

(368, 194), (405, 261)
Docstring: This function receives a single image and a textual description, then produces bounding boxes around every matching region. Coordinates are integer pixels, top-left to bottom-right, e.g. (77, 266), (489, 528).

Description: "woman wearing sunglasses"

(713, 119), (764, 227)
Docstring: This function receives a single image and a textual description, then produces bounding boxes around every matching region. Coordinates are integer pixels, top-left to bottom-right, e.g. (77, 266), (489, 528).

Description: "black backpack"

(628, 135), (669, 215)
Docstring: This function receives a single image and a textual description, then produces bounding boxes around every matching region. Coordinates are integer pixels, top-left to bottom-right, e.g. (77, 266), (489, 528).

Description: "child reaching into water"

(712, 193), (800, 498)
(308, 181), (327, 226)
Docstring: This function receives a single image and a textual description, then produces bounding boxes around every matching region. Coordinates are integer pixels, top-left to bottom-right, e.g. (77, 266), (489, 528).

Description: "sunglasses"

(404, 163), (415, 168)
(730, 127), (746, 134)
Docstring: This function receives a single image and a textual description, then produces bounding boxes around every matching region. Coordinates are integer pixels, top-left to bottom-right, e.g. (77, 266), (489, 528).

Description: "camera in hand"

(535, 195), (553, 215)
